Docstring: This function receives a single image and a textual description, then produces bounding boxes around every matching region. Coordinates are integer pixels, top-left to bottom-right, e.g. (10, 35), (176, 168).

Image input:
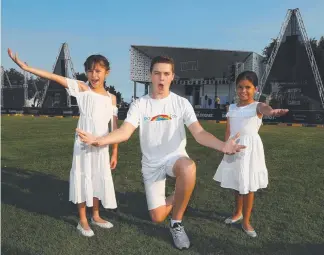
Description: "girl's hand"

(270, 109), (289, 117)
(222, 133), (246, 155)
(110, 153), (118, 170)
(8, 48), (29, 70)
(76, 128), (99, 146)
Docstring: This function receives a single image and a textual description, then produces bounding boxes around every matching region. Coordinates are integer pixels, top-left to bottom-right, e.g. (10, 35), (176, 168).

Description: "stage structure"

(24, 68), (41, 107)
(257, 8), (324, 110)
(40, 42), (77, 108)
(1, 43), (77, 110)
(1, 66), (28, 109)
(130, 45), (264, 107)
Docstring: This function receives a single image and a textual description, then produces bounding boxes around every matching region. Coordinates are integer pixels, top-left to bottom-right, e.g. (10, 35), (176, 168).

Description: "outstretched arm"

(78, 99), (141, 147)
(188, 121), (245, 154)
(77, 121), (136, 146)
(257, 102), (289, 117)
(8, 48), (87, 91)
(183, 98), (244, 154)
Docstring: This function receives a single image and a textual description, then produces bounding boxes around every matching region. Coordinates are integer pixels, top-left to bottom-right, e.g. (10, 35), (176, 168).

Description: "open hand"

(8, 48), (28, 70)
(222, 133), (246, 155)
(270, 109), (289, 117)
(76, 128), (98, 146)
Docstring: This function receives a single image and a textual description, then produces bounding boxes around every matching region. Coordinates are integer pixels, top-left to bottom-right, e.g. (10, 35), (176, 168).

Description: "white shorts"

(142, 154), (188, 210)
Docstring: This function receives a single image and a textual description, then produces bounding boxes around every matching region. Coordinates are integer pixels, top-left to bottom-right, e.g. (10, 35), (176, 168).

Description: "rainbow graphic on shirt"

(150, 114), (172, 121)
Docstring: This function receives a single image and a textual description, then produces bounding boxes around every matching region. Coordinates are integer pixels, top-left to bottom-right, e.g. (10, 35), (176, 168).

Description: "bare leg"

(171, 158), (196, 221)
(78, 202), (90, 230)
(232, 191), (243, 220)
(149, 193), (174, 223)
(92, 197), (107, 223)
(149, 157), (196, 223)
(242, 192), (255, 231)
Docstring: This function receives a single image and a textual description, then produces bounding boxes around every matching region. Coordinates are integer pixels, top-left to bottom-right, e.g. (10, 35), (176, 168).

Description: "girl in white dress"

(214, 71), (288, 237)
(8, 49), (119, 237)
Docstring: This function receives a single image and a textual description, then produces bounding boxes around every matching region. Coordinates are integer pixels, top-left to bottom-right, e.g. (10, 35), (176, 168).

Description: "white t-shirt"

(125, 92), (198, 168)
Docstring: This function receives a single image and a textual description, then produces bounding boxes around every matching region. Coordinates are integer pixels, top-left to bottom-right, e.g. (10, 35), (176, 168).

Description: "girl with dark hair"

(214, 71), (288, 237)
(8, 49), (119, 237)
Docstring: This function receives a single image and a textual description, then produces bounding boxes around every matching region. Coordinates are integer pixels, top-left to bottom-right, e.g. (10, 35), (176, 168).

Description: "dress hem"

(213, 178), (268, 194)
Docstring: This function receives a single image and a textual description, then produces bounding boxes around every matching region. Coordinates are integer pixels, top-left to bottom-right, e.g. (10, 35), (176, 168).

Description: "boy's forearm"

(95, 128), (129, 146)
(195, 130), (225, 152)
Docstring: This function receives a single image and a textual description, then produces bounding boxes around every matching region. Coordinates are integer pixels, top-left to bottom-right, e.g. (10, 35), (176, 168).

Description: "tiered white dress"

(66, 78), (117, 208)
(214, 102), (268, 194)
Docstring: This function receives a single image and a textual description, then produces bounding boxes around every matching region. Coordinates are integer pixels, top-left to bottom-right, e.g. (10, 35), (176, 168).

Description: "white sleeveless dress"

(214, 102), (268, 194)
(66, 78), (117, 208)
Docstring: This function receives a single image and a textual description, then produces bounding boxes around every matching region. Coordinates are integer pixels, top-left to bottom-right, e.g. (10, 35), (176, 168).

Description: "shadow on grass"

(2, 167), (323, 254)
(1, 167), (151, 224)
(1, 167), (172, 248)
(110, 191), (150, 220)
(1, 167), (77, 226)
(185, 206), (229, 222)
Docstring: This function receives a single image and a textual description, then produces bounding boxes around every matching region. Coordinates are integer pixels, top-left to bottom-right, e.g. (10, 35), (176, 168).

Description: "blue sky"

(2, 0), (323, 102)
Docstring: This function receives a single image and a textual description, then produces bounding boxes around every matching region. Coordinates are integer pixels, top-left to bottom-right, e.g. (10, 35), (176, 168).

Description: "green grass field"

(1, 116), (324, 255)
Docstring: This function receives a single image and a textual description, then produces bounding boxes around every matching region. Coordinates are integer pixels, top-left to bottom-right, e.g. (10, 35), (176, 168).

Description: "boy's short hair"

(150, 56), (175, 73)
